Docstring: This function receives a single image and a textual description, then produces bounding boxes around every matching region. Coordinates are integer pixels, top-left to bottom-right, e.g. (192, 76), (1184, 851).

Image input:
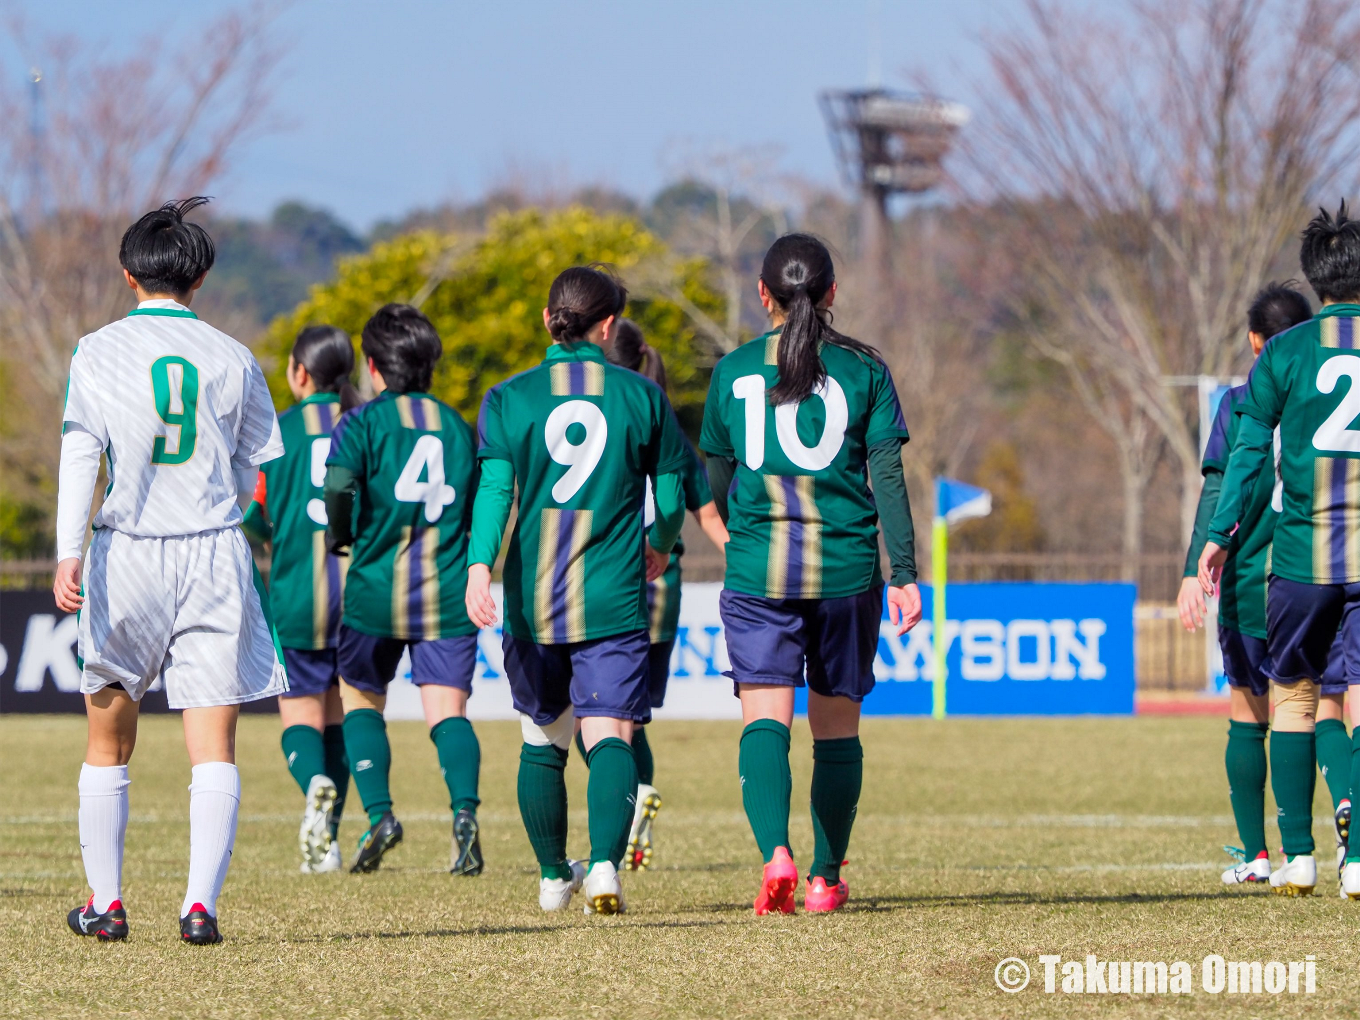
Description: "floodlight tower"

(819, 89), (969, 343)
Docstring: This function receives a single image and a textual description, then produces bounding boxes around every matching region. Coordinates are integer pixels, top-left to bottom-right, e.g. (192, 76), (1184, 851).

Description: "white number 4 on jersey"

(395, 434), (456, 522)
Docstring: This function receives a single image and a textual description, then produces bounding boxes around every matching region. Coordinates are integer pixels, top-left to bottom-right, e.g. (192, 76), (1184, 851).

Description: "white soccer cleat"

(1221, 853), (1271, 886)
(623, 784), (662, 872)
(309, 841), (343, 874)
(299, 775), (338, 872)
(539, 860), (586, 911)
(1269, 854), (1316, 896)
(582, 860), (625, 916)
(1342, 861), (1360, 900)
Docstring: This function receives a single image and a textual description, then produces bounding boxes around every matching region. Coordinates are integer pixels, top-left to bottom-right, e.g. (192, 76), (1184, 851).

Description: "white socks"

(181, 762), (240, 919)
(78, 763), (130, 914)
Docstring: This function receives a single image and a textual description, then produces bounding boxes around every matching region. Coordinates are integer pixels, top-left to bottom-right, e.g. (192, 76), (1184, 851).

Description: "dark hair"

(546, 265), (627, 344)
(760, 233), (879, 405)
(1247, 281), (1311, 341)
(1301, 200), (1360, 303)
(360, 304), (442, 395)
(119, 196), (215, 297)
(606, 317), (668, 391)
(293, 325), (361, 411)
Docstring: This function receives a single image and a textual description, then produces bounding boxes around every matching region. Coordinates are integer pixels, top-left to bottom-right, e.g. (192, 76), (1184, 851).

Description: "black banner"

(0, 590), (274, 713)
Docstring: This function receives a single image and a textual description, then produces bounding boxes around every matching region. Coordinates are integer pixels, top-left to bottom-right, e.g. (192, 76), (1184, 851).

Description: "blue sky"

(14, 0), (1020, 230)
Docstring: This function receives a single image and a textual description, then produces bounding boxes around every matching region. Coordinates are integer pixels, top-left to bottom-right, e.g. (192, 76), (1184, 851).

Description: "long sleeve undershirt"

(1183, 468), (1223, 577)
(1208, 414), (1273, 546)
(55, 426), (103, 561)
(323, 463), (359, 554)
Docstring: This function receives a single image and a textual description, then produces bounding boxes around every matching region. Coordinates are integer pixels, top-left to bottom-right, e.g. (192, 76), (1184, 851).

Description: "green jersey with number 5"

(326, 391), (478, 639)
(476, 341), (691, 644)
(700, 329), (909, 600)
(1222, 306), (1360, 585)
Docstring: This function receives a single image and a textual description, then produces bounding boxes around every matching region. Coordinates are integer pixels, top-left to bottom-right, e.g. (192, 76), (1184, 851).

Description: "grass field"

(2, 714), (1358, 1018)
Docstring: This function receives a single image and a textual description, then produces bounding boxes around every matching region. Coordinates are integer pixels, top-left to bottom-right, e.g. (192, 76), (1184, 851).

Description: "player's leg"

(623, 639), (673, 872)
(321, 684), (349, 861)
(279, 649), (345, 872)
(572, 631), (648, 916)
(179, 704), (240, 944)
(1316, 631), (1351, 813)
(802, 584), (879, 913)
(720, 588), (805, 915)
(336, 627), (406, 873)
(1218, 627), (1271, 885)
(503, 634), (582, 909)
(1334, 581), (1360, 898)
(413, 636), (482, 876)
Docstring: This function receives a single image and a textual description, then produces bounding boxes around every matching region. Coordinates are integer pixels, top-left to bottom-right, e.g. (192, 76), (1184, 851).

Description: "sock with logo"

(1315, 718), (1350, 810)
(322, 724), (350, 839)
(810, 737), (863, 883)
(1271, 729), (1316, 857)
(180, 762), (239, 918)
(1225, 720), (1268, 860)
(78, 763), (130, 914)
(280, 724), (326, 795)
(739, 719), (792, 864)
(342, 709), (392, 826)
(586, 736), (639, 867)
(430, 716), (480, 814)
(518, 743), (572, 881)
(632, 726), (655, 786)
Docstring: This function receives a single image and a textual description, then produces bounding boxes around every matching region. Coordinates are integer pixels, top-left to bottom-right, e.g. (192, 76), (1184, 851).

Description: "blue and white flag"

(935, 477), (991, 526)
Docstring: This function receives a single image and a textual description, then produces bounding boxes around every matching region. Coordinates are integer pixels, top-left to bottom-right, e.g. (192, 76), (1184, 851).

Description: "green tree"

(263, 207), (724, 434)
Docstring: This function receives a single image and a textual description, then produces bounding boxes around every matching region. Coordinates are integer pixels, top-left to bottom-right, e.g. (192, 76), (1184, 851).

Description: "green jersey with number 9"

(476, 340), (691, 644)
(700, 329), (910, 600)
(326, 390), (479, 639)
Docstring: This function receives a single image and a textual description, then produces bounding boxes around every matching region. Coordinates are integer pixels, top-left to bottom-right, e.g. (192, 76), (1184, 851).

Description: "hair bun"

(547, 308), (586, 342)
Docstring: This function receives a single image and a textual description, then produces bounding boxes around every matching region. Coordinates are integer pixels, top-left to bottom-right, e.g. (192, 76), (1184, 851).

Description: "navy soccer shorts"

(1264, 575), (1360, 688)
(280, 647), (339, 698)
(337, 624), (477, 696)
(502, 629), (651, 725)
(719, 583), (883, 702)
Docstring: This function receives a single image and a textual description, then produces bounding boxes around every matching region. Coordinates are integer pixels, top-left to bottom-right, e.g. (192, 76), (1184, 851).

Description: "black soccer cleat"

(180, 904), (223, 945)
(350, 812), (403, 874)
(450, 807), (483, 876)
(67, 897), (128, 941)
(1336, 800), (1352, 879)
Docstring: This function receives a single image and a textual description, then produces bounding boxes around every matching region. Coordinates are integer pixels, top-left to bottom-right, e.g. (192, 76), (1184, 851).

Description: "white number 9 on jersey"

(395, 434), (456, 522)
(545, 400), (608, 503)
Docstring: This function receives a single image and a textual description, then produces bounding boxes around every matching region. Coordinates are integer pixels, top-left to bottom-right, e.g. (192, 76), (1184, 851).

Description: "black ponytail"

(606, 317), (669, 392)
(761, 233), (879, 405)
(293, 325), (362, 411)
(546, 265), (627, 344)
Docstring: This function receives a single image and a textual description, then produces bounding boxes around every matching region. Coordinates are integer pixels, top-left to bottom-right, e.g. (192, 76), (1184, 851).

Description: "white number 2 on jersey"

(732, 374), (848, 470)
(545, 400), (608, 503)
(1313, 355), (1360, 453)
(307, 437), (330, 525)
(395, 434), (456, 522)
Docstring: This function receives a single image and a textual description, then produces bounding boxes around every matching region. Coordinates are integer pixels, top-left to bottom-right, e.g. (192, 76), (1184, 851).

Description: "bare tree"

(967, 0), (1360, 547)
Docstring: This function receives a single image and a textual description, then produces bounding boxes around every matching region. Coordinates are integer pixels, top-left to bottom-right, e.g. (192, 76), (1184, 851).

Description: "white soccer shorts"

(78, 527), (288, 709)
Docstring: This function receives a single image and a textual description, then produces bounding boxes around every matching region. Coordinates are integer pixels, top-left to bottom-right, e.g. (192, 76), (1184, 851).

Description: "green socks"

(1225, 720), (1268, 860)
(739, 720), (792, 863)
(1350, 727), (1360, 863)
(632, 726), (655, 786)
(281, 724), (326, 795)
(810, 737), (863, 882)
(430, 716), (481, 814)
(342, 709), (393, 826)
(322, 723), (350, 839)
(1315, 718), (1350, 810)
(586, 737), (639, 867)
(518, 743), (572, 881)
(1270, 730), (1316, 856)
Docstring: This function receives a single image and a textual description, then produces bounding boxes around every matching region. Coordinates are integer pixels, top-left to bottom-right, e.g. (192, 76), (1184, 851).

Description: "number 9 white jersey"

(62, 301), (283, 538)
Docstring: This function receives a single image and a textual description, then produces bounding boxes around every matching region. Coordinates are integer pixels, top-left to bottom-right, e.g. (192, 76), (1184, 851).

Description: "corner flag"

(932, 477), (992, 719)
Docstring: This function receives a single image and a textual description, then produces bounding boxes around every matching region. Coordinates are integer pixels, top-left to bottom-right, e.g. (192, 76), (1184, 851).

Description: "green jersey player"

(700, 234), (921, 915)
(466, 267), (690, 915)
(323, 305), (484, 877)
(1202, 203), (1360, 898)
(243, 326), (361, 874)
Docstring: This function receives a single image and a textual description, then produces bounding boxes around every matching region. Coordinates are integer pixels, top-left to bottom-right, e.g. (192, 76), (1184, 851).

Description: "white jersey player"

(55, 198), (284, 945)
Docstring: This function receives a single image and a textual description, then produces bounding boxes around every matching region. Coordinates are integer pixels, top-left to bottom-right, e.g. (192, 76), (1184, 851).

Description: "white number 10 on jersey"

(732, 374), (848, 470)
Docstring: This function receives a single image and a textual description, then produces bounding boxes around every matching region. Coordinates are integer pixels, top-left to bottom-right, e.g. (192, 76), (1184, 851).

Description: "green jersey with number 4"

(700, 330), (909, 600)
(327, 391), (478, 639)
(477, 341), (691, 644)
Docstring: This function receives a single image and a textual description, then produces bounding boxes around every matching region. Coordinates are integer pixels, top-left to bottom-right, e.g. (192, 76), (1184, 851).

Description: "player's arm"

(868, 438), (922, 635)
(646, 472), (686, 581)
(240, 471), (271, 544)
(706, 455), (736, 525)
(323, 464), (359, 555)
(1177, 467), (1221, 631)
(693, 502), (729, 549)
(53, 424), (103, 612)
(466, 458), (514, 628)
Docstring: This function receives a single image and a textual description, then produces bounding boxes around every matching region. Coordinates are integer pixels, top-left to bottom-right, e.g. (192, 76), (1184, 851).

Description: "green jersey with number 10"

(700, 330), (909, 600)
(326, 391), (478, 639)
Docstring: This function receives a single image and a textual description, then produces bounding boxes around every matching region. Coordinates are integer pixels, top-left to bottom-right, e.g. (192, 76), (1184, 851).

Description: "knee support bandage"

(521, 708), (575, 750)
(1272, 679), (1320, 733)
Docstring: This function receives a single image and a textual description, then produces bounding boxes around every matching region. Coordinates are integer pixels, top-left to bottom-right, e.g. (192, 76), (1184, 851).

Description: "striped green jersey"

(646, 444), (713, 644)
(1227, 306), (1360, 584)
(250, 393), (347, 649)
(700, 330), (909, 600)
(477, 341), (691, 644)
(327, 391), (478, 639)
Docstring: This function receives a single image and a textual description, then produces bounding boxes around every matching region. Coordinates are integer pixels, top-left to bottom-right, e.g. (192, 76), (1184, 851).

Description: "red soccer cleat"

(754, 846), (798, 915)
(804, 875), (850, 913)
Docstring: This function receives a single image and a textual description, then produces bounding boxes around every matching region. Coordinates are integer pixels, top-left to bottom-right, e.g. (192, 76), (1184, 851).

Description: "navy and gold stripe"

(396, 396), (440, 430)
(647, 572), (671, 643)
(301, 401), (339, 436)
(550, 361), (605, 396)
(1320, 317), (1358, 349)
(763, 475), (822, 598)
(1313, 456), (1360, 583)
(392, 525), (441, 639)
(534, 507), (593, 643)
